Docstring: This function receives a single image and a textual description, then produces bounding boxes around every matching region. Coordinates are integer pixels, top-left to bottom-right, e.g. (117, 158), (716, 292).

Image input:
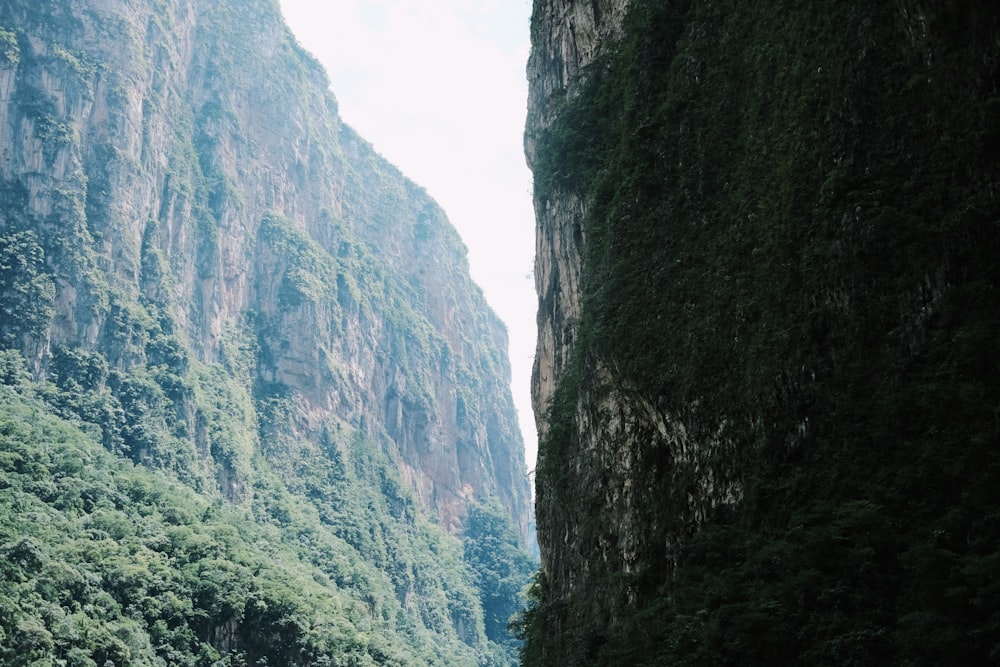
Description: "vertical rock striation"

(526, 0), (627, 432)
(0, 0), (530, 543)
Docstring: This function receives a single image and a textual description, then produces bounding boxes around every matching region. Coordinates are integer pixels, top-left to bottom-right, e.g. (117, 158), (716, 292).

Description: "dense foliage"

(0, 357), (531, 666)
(524, 1), (1000, 664)
(463, 502), (536, 650)
(0, 231), (54, 345)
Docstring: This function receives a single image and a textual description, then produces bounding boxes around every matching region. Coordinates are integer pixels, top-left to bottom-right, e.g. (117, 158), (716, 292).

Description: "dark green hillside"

(524, 1), (1000, 664)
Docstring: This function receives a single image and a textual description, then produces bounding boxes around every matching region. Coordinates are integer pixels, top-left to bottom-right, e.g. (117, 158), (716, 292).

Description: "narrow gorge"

(0, 0), (534, 664)
(524, 0), (1000, 664)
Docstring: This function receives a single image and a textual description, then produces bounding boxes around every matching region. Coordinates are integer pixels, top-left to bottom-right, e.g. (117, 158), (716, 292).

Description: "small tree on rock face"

(0, 230), (55, 345)
(462, 501), (537, 648)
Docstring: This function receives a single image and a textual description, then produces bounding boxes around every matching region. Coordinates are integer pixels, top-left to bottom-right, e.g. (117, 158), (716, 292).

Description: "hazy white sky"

(277, 0), (539, 470)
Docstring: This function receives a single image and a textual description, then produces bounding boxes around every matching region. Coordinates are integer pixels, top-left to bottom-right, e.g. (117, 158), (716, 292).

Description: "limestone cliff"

(525, 1), (1000, 664)
(0, 0), (533, 663)
(0, 0), (529, 540)
(526, 0), (627, 433)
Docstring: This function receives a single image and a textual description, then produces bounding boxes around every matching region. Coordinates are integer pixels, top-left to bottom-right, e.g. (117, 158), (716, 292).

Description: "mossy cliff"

(0, 0), (533, 664)
(523, 1), (1000, 664)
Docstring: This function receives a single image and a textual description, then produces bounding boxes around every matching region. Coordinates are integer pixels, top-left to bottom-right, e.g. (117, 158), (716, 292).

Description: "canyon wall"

(525, 1), (1000, 664)
(0, 0), (534, 663)
(0, 0), (530, 541)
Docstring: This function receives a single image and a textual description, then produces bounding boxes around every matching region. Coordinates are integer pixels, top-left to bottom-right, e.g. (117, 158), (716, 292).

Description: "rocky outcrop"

(526, 0), (627, 437)
(0, 0), (530, 542)
(526, 0), (643, 628)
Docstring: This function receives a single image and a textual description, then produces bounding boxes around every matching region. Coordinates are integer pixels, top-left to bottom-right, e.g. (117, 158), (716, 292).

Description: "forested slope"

(0, 0), (534, 664)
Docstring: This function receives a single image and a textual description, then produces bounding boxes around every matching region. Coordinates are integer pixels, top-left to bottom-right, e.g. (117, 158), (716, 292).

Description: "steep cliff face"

(0, 0), (529, 541)
(525, 0), (628, 433)
(0, 0), (533, 664)
(525, 1), (1000, 664)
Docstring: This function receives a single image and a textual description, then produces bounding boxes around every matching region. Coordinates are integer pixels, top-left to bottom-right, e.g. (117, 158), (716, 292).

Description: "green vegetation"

(525, 1), (1000, 664)
(0, 224), (531, 664)
(0, 0), (535, 663)
(0, 358), (529, 665)
(0, 231), (55, 345)
(0, 27), (19, 67)
(260, 213), (339, 310)
(49, 43), (97, 82)
(463, 502), (536, 650)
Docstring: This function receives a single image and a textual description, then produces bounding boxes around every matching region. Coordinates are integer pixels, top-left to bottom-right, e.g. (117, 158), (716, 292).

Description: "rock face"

(525, 1), (1000, 664)
(0, 0), (530, 542)
(525, 0), (627, 432)
(0, 2), (538, 663)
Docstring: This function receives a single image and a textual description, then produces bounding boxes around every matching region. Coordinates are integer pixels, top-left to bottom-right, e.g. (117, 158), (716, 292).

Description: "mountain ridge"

(0, 0), (535, 663)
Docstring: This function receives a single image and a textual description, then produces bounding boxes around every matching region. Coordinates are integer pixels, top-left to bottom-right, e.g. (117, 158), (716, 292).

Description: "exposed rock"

(527, 0), (628, 439)
(0, 0), (530, 542)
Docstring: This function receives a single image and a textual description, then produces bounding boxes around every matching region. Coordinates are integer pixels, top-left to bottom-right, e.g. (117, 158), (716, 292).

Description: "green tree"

(0, 230), (55, 344)
(463, 501), (537, 648)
